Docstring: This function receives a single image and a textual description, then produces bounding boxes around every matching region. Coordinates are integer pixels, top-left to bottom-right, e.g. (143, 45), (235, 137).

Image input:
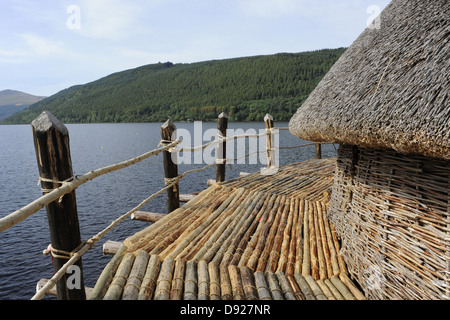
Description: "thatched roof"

(289, 0), (449, 160)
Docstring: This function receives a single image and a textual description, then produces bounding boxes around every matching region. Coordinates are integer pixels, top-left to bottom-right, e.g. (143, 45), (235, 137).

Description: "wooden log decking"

(90, 158), (366, 300)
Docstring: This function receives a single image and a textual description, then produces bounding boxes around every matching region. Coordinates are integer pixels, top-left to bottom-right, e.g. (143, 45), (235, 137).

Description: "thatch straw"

(289, 0), (450, 160)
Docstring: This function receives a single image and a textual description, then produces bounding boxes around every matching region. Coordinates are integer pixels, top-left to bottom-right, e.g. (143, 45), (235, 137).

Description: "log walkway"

(90, 158), (366, 300)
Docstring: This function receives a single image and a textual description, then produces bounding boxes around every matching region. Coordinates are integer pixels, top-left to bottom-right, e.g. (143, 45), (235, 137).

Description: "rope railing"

(31, 132), (280, 297)
(1, 126), (324, 237)
(165, 126), (317, 164)
(32, 162), (218, 300)
(2, 111), (332, 300)
(169, 129), (274, 153)
(1, 129), (279, 234)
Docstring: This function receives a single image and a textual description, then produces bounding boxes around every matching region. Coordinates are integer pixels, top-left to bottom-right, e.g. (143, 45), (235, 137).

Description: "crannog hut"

(289, 0), (449, 299)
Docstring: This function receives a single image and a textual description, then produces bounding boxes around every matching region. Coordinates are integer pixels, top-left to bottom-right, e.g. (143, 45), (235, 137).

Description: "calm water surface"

(0, 122), (336, 300)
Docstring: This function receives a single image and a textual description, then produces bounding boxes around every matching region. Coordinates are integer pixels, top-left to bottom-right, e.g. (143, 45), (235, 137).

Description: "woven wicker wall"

(328, 144), (450, 300)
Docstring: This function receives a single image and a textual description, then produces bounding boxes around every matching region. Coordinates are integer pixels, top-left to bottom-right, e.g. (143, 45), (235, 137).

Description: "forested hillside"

(0, 90), (46, 121)
(3, 48), (345, 124)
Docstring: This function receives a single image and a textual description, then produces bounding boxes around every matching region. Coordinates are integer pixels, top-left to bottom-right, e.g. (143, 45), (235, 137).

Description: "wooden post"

(216, 112), (228, 183)
(161, 119), (179, 213)
(315, 143), (322, 159)
(31, 111), (86, 300)
(264, 114), (274, 168)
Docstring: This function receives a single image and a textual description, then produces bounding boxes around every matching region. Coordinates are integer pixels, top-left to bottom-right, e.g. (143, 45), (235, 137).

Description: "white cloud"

(0, 0), (392, 96)
(20, 34), (65, 56)
(0, 48), (28, 58)
(238, 0), (304, 18)
(0, 34), (66, 64)
(75, 0), (153, 40)
(237, 0), (390, 26)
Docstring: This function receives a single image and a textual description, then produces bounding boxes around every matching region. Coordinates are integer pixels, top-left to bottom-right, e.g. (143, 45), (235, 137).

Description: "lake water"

(0, 121), (337, 300)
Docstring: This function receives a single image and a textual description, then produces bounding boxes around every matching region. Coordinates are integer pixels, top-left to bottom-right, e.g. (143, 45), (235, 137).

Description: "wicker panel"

(330, 146), (450, 300)
(328, 145), (358, 236)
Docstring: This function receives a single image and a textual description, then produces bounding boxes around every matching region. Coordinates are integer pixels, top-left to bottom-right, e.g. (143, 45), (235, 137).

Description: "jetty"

(90, 158), (365, 300)
(2, 109), (361, 300)
(2, 0), (447, 301)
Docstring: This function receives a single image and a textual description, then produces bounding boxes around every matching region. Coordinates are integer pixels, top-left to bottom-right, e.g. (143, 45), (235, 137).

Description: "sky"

(0, 0), (390, 97)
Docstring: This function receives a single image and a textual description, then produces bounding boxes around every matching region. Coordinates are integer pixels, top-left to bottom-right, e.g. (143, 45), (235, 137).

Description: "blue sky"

(0, 0), (390, 97)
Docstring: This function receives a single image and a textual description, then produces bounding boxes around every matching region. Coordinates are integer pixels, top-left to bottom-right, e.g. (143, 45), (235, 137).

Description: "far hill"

(0, 90), (46, 121)
(3, 48), (345, 124)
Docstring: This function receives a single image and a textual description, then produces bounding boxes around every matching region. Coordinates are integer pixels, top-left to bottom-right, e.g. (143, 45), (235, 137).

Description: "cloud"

(0, 49), (29, 64)
(237, 0), (389, 26)
(75, 0), (153, 40)
(238, 0), (303, 18)
(20, 34), (65, 56)
(0, 34), (66, 65)
(0, 48), (28, 58)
